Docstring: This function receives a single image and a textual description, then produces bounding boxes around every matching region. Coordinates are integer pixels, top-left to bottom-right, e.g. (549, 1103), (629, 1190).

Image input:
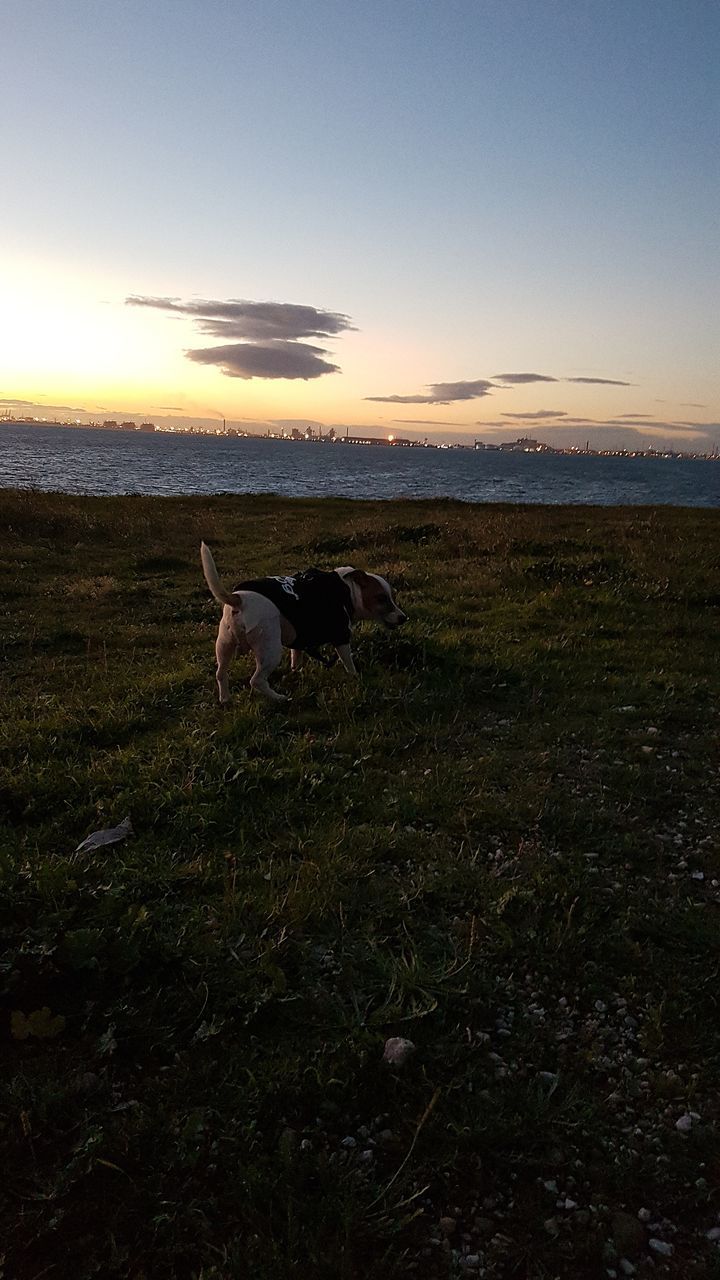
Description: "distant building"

(137, 422), (156, 432)
(103, 420), (118, 429)
(121, 420), (135, 430)
(499, 436), (554, 452)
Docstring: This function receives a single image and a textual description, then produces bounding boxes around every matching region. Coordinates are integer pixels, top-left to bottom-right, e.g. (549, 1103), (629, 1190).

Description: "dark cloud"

(0, 397), (35, 406)
(366, 366), (636, 404)
(366, 379), (496, 405)
(393, 418), (473, 426)
(126, 295), (184, 312)
(565, 376), (633, 386)
(502, 410), (567, 420)
(126, 295), (353, 341)
(493, 372), (558, 384)
(364, 394), (441, 404)
(681, 402), (708, 408)
(127, 293), (352, 381)
(186, 341), (340, 380)
(489, 371), (633, 387)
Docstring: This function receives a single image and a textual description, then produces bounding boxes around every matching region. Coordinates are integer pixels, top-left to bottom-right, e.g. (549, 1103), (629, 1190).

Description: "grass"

(1, 488), (719, 1279)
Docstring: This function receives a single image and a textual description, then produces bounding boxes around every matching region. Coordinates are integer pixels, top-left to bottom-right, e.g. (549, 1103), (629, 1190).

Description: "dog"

(200, 542), (407, 704)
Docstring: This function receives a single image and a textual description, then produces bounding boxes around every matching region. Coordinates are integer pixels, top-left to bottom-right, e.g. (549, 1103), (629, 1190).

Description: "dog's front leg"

(335, 644), (357, 676)
(290, 648), (304, 672)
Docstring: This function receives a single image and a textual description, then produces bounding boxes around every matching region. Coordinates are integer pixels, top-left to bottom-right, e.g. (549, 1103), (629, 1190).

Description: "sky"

(2, 0), (718, 448)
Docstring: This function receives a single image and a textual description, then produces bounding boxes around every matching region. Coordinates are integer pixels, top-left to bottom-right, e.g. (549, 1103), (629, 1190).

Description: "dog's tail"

(200, 542), (241, 609)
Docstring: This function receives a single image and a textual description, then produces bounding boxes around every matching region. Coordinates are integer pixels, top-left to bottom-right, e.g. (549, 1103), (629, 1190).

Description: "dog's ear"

(347, 569), (373, 585)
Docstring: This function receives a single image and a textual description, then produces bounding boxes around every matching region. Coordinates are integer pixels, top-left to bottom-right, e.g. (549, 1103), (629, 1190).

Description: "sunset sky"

(3, 0), (718, 448)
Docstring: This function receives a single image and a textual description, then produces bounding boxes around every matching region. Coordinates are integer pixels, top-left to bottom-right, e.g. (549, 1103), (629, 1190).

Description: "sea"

(1, 422), (719, 507)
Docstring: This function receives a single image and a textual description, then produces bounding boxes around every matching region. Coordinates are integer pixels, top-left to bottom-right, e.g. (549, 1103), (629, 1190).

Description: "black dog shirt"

(233, 569), (353, 658)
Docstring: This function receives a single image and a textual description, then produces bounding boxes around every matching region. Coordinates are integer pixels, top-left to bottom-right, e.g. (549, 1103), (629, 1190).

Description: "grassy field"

(1, 488), (719, 1279)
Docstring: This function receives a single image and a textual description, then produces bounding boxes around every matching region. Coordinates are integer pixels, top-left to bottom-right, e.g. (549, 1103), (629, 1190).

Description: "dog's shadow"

(225, 630), (527, 723)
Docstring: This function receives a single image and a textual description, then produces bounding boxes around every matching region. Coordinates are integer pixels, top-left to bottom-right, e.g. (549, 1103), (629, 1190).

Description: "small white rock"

(619, 1261), (636, 1276)
(637, 1207), (651, 1222)
(649, 1239), (674, 1256)
(382, 1036), (415, 1066)
(706, 1227), (720, 1242)
(675, 1114), (693, 1133)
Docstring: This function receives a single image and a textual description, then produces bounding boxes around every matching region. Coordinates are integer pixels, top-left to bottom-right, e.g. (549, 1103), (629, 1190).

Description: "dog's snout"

(387, 609), (407, 627)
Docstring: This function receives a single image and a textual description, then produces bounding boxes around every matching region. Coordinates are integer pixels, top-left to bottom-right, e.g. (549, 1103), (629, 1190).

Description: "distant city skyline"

(5, 408), (719, 458)
(2, 1), (718, 450)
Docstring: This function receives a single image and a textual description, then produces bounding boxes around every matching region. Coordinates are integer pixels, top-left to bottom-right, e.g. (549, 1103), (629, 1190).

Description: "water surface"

(1, 423), (719, 506)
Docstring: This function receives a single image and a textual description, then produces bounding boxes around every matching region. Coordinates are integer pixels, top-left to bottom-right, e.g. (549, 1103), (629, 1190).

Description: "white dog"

(200, 542), (407, 704)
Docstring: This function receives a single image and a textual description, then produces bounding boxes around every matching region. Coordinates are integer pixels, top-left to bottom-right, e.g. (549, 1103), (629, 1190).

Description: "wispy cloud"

(365, 379), (496, 405)
(565, 376), (633, 385)
(126, 294), (352, 380)
(0, 397), (93, 413)
(502, 410), (567, 420)
(366, 369), (635, 403)
(493, 372), (558, 384)
(478, 415), (716, 437)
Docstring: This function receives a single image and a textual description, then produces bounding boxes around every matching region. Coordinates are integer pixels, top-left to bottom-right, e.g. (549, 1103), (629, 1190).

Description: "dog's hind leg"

(248, 625), (287, 703)
(215, 622), (238, 706)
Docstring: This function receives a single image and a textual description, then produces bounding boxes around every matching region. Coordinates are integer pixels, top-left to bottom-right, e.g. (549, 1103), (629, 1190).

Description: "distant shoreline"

(2, 417), (718, 462)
